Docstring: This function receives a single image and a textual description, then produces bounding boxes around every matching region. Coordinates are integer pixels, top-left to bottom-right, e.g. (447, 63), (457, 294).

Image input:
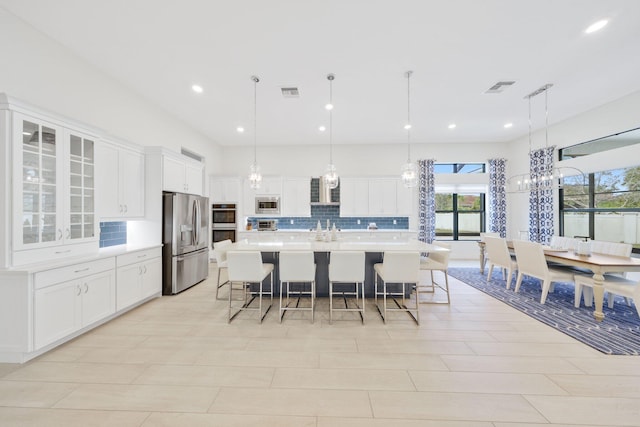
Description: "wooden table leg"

(591, 272), (605, 322)
(479, 243), (485, 275)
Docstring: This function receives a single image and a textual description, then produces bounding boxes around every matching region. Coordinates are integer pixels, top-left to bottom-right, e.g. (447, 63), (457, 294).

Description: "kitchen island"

(229, 238), (446, 297)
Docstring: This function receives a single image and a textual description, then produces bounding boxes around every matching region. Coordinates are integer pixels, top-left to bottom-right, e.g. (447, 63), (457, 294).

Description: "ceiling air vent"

(484, 80), (516, 94)
(281, 87), (300, 98)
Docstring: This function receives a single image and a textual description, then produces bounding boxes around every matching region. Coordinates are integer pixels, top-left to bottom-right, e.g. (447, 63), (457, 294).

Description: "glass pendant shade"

(401, 161), (418, 188)
(324, 163), (339, 189)
(249, 162), (262, 189)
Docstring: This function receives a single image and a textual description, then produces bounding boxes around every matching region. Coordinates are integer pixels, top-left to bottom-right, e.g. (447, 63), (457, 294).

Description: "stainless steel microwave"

(255, 196), (280, 214)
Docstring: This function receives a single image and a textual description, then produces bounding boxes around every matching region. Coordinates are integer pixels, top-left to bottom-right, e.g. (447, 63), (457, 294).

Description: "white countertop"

(232, 239), (445, 253)
(2, 244), (162, 273)
(241, 229), (416, 233)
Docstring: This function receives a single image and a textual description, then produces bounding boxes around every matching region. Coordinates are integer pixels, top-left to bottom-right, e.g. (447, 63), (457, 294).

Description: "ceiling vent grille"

(281, 87), (300, 98)
(484, 80), (516, 94)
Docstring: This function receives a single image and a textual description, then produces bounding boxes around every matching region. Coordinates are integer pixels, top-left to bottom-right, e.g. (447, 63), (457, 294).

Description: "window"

(559, 127), (640, 160)
(435, 193), (486, 240)
(434, 163), (486, 174)
(560, 166), (640, 252)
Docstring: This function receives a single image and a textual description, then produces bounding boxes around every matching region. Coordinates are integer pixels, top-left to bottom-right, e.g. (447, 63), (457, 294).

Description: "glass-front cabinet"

(67, 131), (95, 241)
(13, 112), (97, 251)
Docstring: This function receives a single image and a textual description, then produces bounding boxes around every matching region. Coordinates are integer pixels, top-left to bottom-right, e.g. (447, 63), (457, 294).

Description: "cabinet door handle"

(139, 266), (143, 275)
(143, 265), (147, 274)
(119, 204), (123, 213)
(84, 283), (89, 293)
(76, 284), (82, 296)
(58, 228), (63, 240)
(74, 267), (90, 273)
(66, 228), (70, 239)
(124, 204), (128, 213)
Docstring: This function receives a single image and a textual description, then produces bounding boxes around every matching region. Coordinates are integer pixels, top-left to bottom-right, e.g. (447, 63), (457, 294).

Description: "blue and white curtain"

(418, 159), (435, 244)
(528, 146), (555, 244)
(488, 158), (507, 238)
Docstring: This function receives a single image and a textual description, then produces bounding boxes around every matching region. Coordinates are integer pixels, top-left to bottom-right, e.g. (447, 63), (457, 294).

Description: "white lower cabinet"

(34, 260), (116, 350)
(116, 247), (162, 310)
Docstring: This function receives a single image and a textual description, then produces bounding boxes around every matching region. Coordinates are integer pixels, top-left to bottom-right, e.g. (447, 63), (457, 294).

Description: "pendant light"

(248, 75), (262, 189)
(323, 73), (339, 189)
(401, 70), (418, 188)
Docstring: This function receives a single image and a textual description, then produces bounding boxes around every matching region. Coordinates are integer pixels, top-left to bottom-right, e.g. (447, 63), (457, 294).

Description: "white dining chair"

(328, 251), (366, 324)
(512, 240), (576, 304)
(479, 232), (500, 272)
(484, 236), (517, 289)
(212, 239), (233, 300)
(575, 274), (640, 316)
(279, 251), (316, 323)
(417, 242), (451, 304)
(374, 251), (421, 324)
(226, 251), (274, 323)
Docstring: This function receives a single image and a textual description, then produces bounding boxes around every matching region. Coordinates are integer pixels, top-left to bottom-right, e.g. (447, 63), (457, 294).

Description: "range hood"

(310, 177), (340, 205)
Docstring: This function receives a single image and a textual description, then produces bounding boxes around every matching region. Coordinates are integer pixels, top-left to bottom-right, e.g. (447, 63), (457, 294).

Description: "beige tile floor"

(2, 261), (640, 426)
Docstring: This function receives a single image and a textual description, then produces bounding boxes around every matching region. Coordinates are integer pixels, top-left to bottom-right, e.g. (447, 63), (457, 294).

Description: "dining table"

(478, 240), (640, 322)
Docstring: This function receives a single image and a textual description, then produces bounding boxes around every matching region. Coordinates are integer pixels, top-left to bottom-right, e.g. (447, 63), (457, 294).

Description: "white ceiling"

(2, 0), (640, 147)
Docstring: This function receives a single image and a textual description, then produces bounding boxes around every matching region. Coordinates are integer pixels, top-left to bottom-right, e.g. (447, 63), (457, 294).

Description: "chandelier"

(507, 83), (585, 192)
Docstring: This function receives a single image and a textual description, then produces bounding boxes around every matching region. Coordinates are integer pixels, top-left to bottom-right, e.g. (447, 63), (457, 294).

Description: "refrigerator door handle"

(191, 199), (198, 247)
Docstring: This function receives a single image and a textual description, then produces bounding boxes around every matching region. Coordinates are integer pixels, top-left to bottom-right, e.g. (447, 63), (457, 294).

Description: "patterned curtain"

(418, 159), (435, 244)
(528, 146), (555, 244)
(488, 158), (507, 238)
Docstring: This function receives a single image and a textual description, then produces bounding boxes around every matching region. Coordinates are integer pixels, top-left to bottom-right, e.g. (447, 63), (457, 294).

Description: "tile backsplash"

(99, 221), (127, 248)
(247, 205), (409, 230)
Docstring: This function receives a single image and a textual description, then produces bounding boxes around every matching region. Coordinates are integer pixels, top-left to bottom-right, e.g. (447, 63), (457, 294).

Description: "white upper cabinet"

(396, 180), (415, 216)
(210, 176), (241, 203)
(368, 178), (397, 216)
(12, 112), (98, 252)
(282, 177), (310, 217)
(96, 141), (144, 219)
(162, 153), (204, 195)
(340, 177), (369, 216)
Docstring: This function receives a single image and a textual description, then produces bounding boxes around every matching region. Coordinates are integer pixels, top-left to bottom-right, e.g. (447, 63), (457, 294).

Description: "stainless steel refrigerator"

(162, 192), (209, 295)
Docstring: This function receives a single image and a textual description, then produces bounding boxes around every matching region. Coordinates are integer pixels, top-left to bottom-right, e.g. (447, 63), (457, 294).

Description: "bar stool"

(226, 251), (274, 323)
(374, 251), (421, 325)
(328, 251), (366, 324)
(418, 242), (452, 304)
(212, 239), (232, 300)
(279, 251), (316, 323)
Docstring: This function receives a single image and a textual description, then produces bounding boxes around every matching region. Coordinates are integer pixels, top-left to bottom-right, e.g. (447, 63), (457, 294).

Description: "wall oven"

(212, 203), (237, 245)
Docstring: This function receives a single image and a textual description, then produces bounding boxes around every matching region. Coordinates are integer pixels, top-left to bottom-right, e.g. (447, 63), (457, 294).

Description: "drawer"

(117, 247), (162, 268)
(34, 257), (115, 289)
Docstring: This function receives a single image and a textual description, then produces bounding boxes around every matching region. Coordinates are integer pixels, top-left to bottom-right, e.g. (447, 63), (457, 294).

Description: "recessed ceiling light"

(404, 124), (412, 130)
(318, 126), (326, 132)
(504, 123), (513, 128)
(585, 19), (608, 34)
(236, 126), (244, 133)
(191, 84), (203, 93)
(448, 123), (456, 129)
(325, 103), (334, 111)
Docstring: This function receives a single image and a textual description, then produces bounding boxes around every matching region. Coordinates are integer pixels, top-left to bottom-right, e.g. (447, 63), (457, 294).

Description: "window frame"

(435, 192), (486, 240)
(559, 168), (640, 253)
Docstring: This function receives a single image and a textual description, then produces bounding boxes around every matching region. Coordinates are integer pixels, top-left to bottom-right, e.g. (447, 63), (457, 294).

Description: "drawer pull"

(74, 267), (90, 273)
(55, 249), (72, 254)
(137, 254), (147, 258)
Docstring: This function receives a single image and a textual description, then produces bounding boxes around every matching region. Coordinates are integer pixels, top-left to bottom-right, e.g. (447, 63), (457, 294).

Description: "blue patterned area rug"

(447, 268), (640, 355)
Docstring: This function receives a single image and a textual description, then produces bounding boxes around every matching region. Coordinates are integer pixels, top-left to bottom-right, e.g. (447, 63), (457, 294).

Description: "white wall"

(507, 89), (640, 240)
(0, 9), (222, 174)
(216, 141), (508, 177)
